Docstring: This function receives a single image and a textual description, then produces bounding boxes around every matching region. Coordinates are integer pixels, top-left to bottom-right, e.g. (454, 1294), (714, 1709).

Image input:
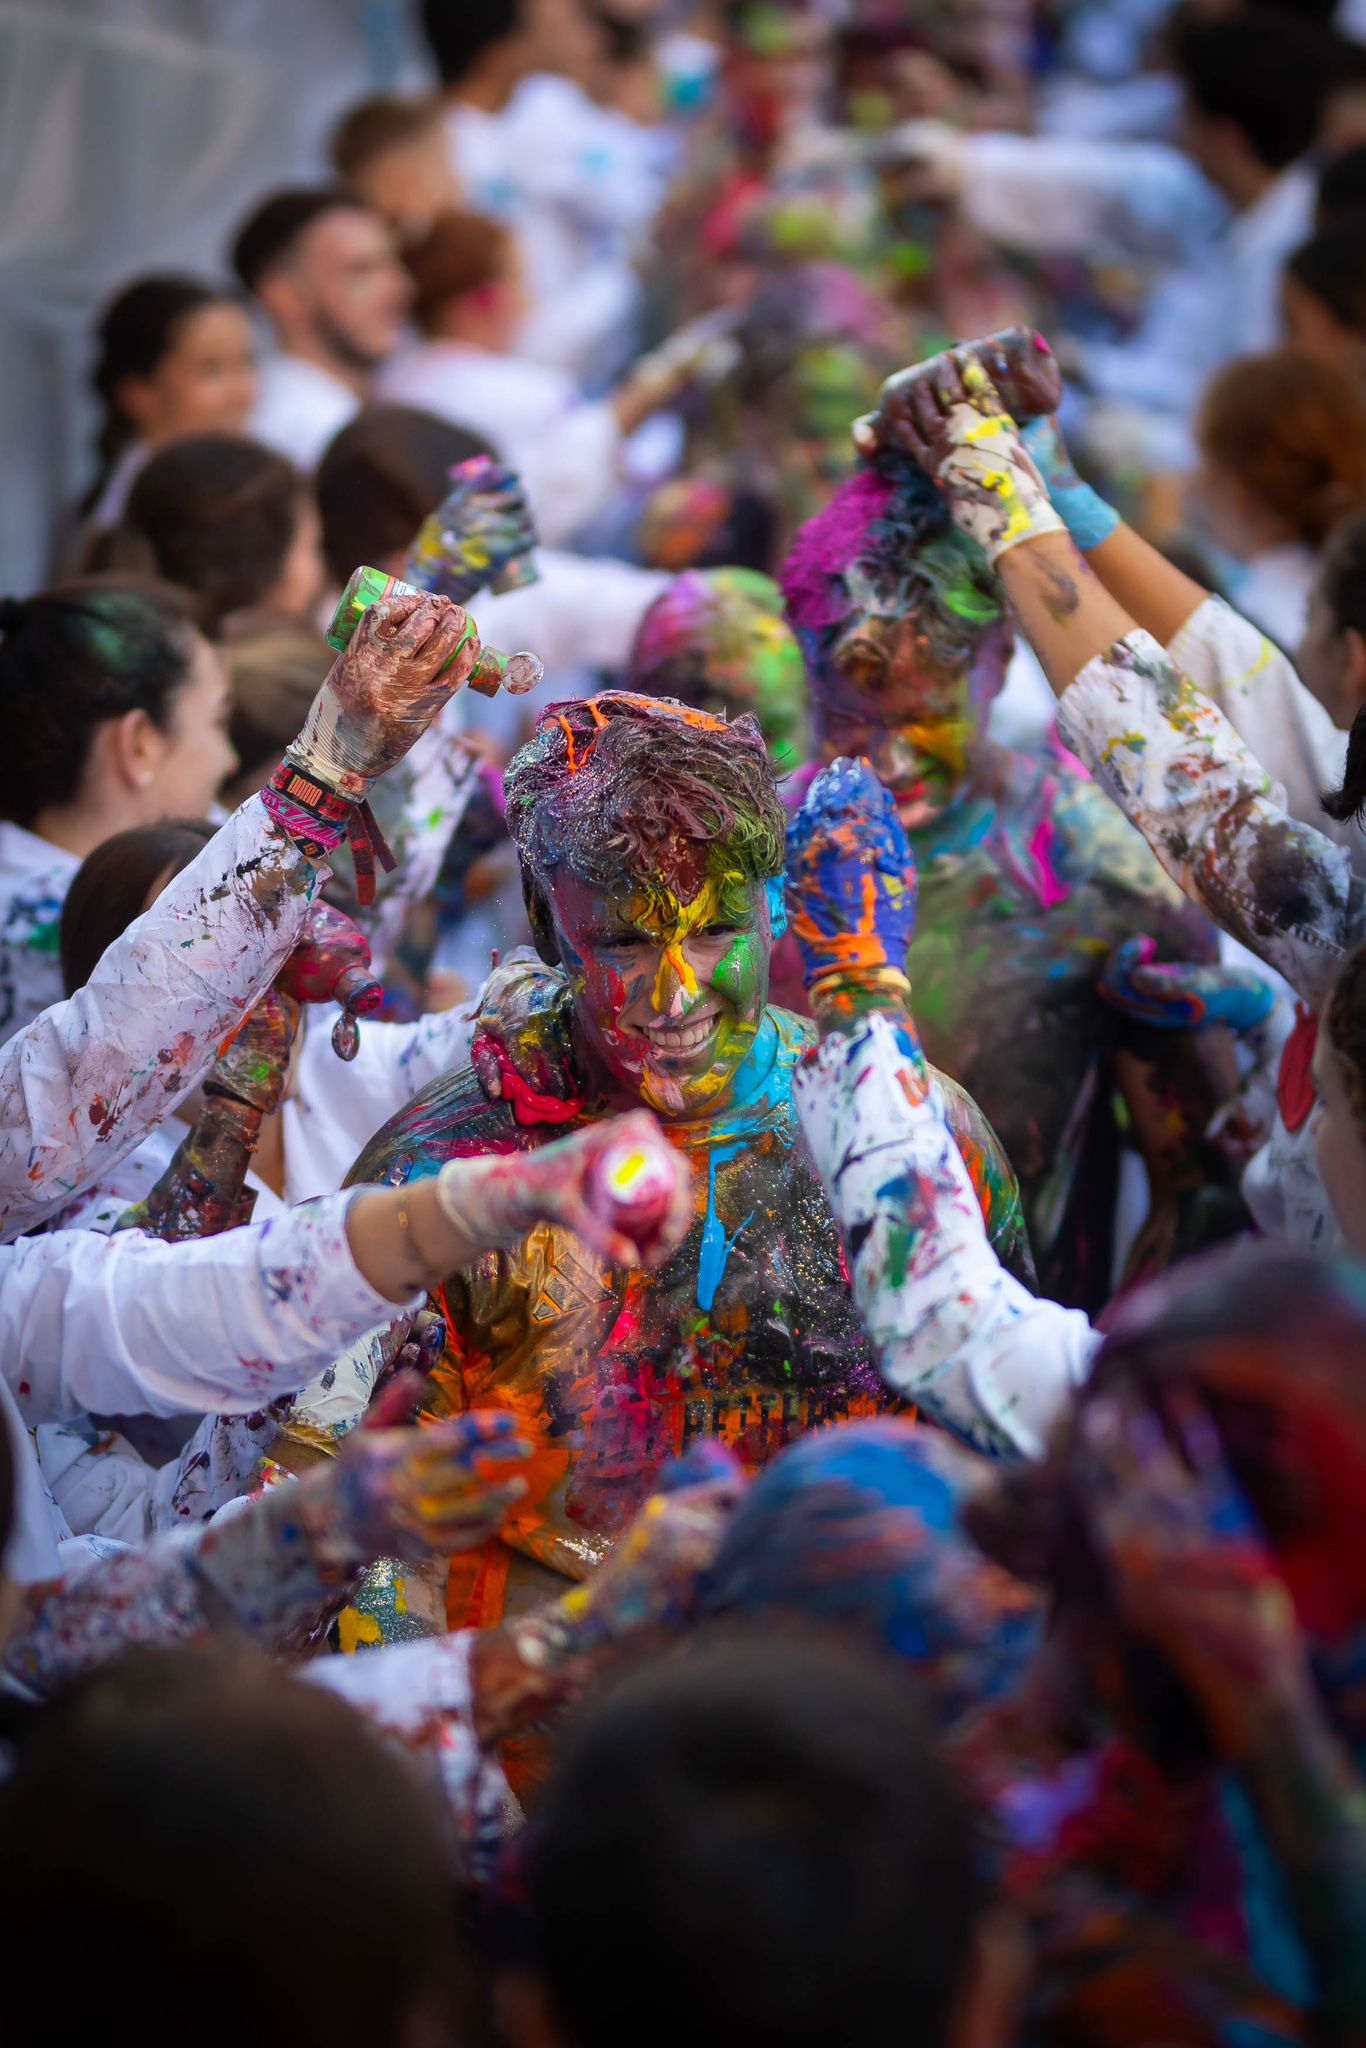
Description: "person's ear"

(1342, 627), (1366, 721)
(104, 706), (163, 794)
(946, 1907), (1031, 2048)
(521, 868), (563, 967)
(256, 271), (303, 339)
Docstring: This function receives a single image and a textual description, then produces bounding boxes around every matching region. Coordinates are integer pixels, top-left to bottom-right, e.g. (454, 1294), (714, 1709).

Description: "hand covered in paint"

(786, 758), (916, 1003)
(436, 1109), (694, 1268)
(1020, 415), (1119, 554)
(523, 1442), (747, 1658)
(276, 901), (384, 1061)
(852, 346), (1065, 563)
(1076, 1388), (1312, 1756)
(1099, 936), (1274, 1035)
(289, 592), (484, 802)
(208, 985), (301, 1116)
(405, 456), (539, 606)
(471, 950), (581, 1118)
(299, 1409), (533, 1569)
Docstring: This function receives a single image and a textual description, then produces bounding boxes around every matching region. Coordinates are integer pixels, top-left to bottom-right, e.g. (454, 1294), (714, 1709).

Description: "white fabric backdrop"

(0, 0), (427, 592)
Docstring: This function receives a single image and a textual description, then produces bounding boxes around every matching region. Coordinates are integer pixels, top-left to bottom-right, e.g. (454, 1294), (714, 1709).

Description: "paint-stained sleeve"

(1, 1191), (417, 1429)
(0, 800), (325, 1242)
(793, 1012), (1096, 1458)
(302, 1634), (517, 1878)
(1167, 596), (1358, 861)
(1056, 629), (1365, 1007)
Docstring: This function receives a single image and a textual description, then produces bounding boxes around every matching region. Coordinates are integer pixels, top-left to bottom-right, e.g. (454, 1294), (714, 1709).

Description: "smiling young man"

(347, 691), (1031, 1625)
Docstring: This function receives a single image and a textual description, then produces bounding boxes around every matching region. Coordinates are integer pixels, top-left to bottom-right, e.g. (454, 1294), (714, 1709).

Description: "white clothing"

(84, 440), (147, 531)
(0, 824), (79, 1048)
(0, 1191), (417, 1581)
(377, 341), (622, 547)
(1227, 545), (1317, 656)
(0, 797), (325, 1243)
(250, 352), (361, 473)
(794, 1012), (1097, 1460)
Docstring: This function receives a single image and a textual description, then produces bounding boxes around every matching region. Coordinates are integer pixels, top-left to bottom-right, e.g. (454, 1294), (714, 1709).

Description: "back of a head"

(1197, 347), (1366, 546)
(1172, 10), (1341, 171)
(232, 186), (364, 297)
(1318, 144), (1366, 226)
(115, 434), (300, 632)
(0, 580), (198, 829)
(316, 402), (495, 582)
(330, 93), (444, 184)
(403, 207), (515, 335)
(420, 0), (524, 85)
(525, 1634), (984, 2048)
(1287, 210), (1366, 340)
(0, 1647), (470, 2048)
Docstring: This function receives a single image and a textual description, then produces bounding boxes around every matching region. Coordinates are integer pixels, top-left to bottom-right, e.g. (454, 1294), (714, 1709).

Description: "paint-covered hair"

(504, 691), (787, 962)
(780, 451), (1004, 699)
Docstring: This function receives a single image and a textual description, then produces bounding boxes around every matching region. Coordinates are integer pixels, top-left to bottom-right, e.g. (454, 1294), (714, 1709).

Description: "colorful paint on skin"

(627, 569), (811, 774)
(782, 452), (1222, 1310)
(340, 693), (1031, 1628)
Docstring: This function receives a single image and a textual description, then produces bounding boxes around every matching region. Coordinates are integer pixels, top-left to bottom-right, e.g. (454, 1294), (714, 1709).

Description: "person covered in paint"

(781, 440), (1233, 1309)
(341, 691), (1031, 1627)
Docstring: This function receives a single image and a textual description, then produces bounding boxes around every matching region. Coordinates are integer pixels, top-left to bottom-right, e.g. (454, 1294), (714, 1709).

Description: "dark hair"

(1287, 211), (1366, 342)
(402, 208), (516, 333)
(0, 581), (199, 827)
(315, 402), (495, 583)
(525, 1634), (985, 2048)
(103, 434), (303, 634)
(1318, 145), (1366, 228)
(419, 0), (523, 85)
(87, 274), (237, 510)
(1196, 348), (1366, 548)
(1326, 938), (1366, 1135)
(60, 818), (215, 996)
(330, 93), (444, 182)
(504, 691), (787, 960)
(0, 1647), (472, 2048)
(1171, 12), (1341, 172)
(231, 186), (368, 295)
(1315, 514), (1366, 822)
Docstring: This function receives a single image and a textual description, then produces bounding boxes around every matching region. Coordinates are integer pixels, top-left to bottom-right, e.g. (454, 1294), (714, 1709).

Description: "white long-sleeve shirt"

(0, 797), (324, 1243)
(1, 1192), (418, 1582)
(793, 1010), (1096, 1459)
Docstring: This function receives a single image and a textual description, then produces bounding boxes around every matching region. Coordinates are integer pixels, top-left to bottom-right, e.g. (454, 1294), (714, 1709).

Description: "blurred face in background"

(261, 207), (411, 374)
(116, 301), (258, 447)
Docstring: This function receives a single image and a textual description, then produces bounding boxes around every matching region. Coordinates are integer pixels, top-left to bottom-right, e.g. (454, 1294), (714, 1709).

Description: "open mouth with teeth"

(631, 1005), (723, 1064)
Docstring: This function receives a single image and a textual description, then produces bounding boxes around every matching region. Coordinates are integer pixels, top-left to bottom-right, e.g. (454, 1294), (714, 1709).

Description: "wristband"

(261, 761), (354, 860)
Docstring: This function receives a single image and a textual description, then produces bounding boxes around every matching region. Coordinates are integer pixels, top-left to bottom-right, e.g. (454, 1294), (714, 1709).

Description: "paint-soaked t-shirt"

(347, 1001), (1032, 1622)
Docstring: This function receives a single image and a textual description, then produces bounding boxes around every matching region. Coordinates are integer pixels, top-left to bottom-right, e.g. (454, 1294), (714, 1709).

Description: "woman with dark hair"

(0, 581), (237, 1044)
(1284, 213), (1366, 392)
(84, 275), (258, 526)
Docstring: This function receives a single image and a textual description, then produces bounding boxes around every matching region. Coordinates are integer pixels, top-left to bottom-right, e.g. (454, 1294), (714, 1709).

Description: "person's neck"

(444, 48), (524, 116)
(1222, 154), (1280, 217)
(282, 330), (372, 398)
(28, 798), (134, 862)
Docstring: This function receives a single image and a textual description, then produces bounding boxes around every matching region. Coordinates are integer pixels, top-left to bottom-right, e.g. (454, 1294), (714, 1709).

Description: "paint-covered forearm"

(1, 1192), (413, 1430)
(793, 1012), (1095, 1457)
(0, 799), (325, 1243)
(1058, 629), (1363, 1006)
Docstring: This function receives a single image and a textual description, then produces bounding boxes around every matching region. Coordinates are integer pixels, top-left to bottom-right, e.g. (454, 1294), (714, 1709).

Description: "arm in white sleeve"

(476, 549), (669, 674)
(1, 1192), (418, 1428)
(959, 131), (1222, 261)
(1168, 596), (1357, 862)
(508, 403), (623, 546)
(792, 1012), (1096, 1459)
(0, 798), (324, 1241)
(1056, 628), (1366, 1005)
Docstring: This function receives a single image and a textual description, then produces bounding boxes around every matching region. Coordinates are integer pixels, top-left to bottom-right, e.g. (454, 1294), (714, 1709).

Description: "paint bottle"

(326, 567), (543, 697)
(405, 456), (540, 598)
(968, 328), (1063, 423)
(586, 1132), (678, 1252)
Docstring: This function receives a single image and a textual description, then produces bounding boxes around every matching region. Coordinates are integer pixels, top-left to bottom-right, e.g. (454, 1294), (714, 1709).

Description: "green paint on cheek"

(713, 932), (764, 1012)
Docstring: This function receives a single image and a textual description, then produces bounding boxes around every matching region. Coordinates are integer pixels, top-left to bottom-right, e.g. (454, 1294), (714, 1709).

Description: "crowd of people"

(8, 0), (1366, 2041)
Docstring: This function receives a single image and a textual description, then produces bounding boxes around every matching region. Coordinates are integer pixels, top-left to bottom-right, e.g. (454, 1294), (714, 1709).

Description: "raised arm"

(786, 760), (1096, 1457)
(855, 351), (1365, 1007)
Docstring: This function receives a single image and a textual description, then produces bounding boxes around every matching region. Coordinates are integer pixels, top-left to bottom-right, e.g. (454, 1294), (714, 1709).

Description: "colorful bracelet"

(260, 760), (354, 863)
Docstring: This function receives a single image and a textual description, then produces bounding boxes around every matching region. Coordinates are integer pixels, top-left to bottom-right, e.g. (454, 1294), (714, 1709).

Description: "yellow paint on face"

(622, 872), (741, 1015)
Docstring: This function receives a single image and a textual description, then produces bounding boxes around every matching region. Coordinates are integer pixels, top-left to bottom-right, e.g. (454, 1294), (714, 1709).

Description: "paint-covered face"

(810, 588), (1013, 831)
(547, 856), (773, 1121)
